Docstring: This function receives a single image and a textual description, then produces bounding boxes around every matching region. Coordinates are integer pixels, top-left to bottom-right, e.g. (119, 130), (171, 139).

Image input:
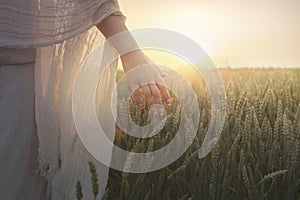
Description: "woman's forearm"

(96, 14), (171, 110)
(96, 15), (140, 56)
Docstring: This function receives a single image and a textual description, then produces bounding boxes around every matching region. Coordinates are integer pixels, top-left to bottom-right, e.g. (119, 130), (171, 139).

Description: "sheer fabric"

(0, 0), (124, 199)
(0, 0), (124, 47)
(35, 28), (118, 199)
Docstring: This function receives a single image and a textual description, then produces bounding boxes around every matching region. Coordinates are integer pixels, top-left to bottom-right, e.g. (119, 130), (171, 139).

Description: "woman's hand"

(97, 15), (170, 114)
(120, 50), (171, 115)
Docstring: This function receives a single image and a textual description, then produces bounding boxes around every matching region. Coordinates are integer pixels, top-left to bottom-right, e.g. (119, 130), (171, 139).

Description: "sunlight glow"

(119, 0), (300, 68)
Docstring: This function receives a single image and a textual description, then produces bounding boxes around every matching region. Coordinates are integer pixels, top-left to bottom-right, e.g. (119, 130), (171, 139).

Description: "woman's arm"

(97, 15), (171, 114)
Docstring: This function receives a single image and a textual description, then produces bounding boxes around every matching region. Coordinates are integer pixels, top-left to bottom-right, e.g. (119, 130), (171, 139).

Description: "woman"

(0, 0), (170, 199)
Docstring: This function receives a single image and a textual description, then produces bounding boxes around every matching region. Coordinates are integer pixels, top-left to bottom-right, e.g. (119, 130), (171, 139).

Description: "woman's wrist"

(120, 49), (144, 62)
(97, 15), (140, 55)
(120, 49), (152, 72)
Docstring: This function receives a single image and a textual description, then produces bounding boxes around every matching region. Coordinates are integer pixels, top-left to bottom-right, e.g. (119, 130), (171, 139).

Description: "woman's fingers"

(148, 84), (163, 105)
(132, 88), (142, 109)
(124, 62), (171, 111)
(157, 84), (171, 105)
(140, 84), (157, 113)
(154, 75), (171, 105)
(131, 82), (169, 115)
(148, 84), (165, 115)
(137, 83), (167, 116)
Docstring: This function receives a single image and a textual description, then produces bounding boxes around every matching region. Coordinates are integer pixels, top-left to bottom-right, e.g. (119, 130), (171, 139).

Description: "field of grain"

(79, 68), (300, 200)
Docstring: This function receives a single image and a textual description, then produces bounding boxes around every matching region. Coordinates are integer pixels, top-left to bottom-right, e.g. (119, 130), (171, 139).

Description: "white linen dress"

(0, 0), (124, 199)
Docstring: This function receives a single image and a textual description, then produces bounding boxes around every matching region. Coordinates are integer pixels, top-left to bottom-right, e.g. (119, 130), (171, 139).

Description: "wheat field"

(78, 68), (300, 200)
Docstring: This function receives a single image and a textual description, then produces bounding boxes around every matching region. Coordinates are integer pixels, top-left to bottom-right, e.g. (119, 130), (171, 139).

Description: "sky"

(119, 0), (300, 68)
